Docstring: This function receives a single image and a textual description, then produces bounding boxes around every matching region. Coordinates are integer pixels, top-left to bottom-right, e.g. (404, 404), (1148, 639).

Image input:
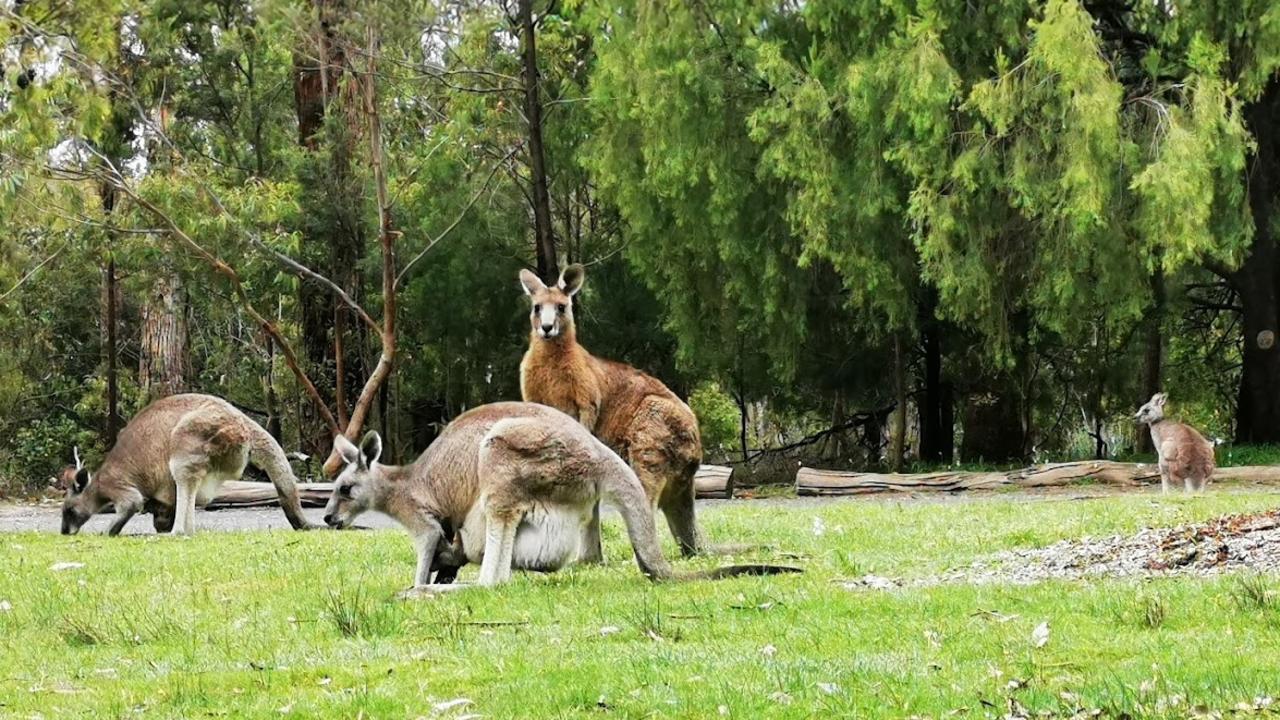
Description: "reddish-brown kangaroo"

(518, 264), (706, 557)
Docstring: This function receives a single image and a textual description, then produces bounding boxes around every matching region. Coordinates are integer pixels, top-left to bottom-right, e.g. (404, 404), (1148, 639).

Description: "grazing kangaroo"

(1134, 392), (1216, 493)
(518, 265), (707, 558)
(60, 393), (314, 535)
(323, 402), (798, 589)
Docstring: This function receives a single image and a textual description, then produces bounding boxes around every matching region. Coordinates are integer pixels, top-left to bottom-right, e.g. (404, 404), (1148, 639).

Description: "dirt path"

(0, 504), (399, 535)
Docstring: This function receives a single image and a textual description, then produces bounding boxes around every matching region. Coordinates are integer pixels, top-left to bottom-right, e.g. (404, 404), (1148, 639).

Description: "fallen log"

(208, 463), (736, 509)
(206, 480), (334, 509)
(694, 464), (734, 499)
(796, 461), (1280, 496)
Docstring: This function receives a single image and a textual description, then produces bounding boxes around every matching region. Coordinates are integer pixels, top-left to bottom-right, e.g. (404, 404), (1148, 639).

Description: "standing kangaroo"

(60, 394), (314, 535)
(518, 265), (706, 558)
(323, 401), (797, 589)
(1135, 392), (1216, 493)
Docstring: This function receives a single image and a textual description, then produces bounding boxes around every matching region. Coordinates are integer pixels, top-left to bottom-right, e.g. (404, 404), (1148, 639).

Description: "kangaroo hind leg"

(476, 511), (519, 587)
(168, 459), (207, 536)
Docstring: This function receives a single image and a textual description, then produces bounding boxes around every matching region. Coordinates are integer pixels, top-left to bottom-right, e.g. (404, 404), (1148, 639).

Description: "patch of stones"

(843, 510), (1280, 589)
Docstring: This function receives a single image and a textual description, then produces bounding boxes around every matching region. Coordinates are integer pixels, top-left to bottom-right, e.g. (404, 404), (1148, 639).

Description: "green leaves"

(1131, 75), (1252, 273)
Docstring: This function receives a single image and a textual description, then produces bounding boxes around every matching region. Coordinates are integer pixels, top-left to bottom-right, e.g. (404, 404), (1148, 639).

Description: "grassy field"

(3, 491), (1280, 719)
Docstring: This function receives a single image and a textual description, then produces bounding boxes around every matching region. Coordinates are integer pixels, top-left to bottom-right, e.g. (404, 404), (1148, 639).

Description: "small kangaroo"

(323, 402), (798, 589)
(61, 393), (315, 535)
(1134, 392), (1216, 493)
(518, 265), (706, 559)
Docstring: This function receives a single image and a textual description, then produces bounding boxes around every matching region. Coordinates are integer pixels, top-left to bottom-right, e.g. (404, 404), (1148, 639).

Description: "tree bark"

(517, 0), (558, 281)
(1233, 78), (1280, 443)
(1137, 267), (1164, 453)
(139, 270), (189, 401)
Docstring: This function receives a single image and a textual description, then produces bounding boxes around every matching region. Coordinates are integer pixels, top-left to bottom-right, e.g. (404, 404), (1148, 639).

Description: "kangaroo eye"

(533, 304), (541, 314)
(556, 304), (566, 314)
(339, 485), (354, 498)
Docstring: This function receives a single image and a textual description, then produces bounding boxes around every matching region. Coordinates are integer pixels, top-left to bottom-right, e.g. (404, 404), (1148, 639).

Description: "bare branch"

(247, 234), (382, 334)
(0, 240), (70, 303)
(77, 145), (342, 435)
(395, 142), (522, 288)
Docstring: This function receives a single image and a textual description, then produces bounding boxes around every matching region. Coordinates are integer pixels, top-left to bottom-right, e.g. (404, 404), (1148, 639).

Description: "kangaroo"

(1134, 392), (1216, 493)
(323, 402), (798, 589)
(518, 265), (707, 559)
(61, 393), (315, 535)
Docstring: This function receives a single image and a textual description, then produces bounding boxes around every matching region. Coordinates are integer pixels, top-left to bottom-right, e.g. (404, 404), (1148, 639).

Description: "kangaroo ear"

(558, 264), (585, 296)
(519, 268), (546, 296)
(72, 467), (91, 495)
(1153, 393), (1167, 407)
(334, 434), (361, 466)
(359, 431), (383, 468)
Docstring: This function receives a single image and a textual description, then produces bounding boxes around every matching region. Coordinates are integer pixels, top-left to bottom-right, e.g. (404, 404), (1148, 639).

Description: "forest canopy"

(1, 0), (1278, 490)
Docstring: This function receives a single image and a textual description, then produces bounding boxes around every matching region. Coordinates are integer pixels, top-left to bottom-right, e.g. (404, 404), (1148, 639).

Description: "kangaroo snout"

(324, 512), (339, 528)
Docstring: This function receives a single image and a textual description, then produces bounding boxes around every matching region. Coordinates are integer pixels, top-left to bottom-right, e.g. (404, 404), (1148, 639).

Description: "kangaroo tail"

(245, 421), (313, 530)
(679, 565), (804, 580)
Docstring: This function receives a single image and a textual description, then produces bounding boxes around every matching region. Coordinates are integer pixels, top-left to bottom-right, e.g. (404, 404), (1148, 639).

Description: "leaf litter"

(842, 510), (1280, 588)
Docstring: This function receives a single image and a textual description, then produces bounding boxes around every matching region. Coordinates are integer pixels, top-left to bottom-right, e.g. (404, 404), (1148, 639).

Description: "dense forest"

(0, 0), (1277, 491)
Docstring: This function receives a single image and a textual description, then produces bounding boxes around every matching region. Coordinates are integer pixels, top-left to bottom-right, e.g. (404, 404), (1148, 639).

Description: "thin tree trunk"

(1234, 78), (1280, 443)
(102, 255), (122, 445)
(939, 380), (954, 463)
(919, 307), (944, 462)
(518, 0), (558, 281)
(292, 0), (359, 458)
(264, 330), (283, 442)
(890, 335), (906, 472)
(734, 389), (750, 464)
(139, 270), (188, 401)
(1137, 267), (1164, 453)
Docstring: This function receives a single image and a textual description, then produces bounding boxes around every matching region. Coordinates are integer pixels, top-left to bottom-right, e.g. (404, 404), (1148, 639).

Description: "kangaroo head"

(519, 264), (584, 341)
(59, 447), (98, 535)
(1135, 392), (1168, 425)
(324, 431), (384, 529)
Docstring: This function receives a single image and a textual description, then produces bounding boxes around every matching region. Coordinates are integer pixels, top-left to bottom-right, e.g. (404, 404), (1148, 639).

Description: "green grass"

(3, 491), (1280, 718)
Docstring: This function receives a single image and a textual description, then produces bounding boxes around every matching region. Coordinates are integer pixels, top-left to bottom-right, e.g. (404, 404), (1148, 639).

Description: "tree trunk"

(139, 271), (189, 401)
(939, 380), (954, 463)
(518, 0), (558, 281)
(292, 0), (363, 458)
(263, 331), (283, 442)
(1234, 78), (1280, 443)
(918, 307), (948, 462)
(890, 335), (907, 472)
(960, 384), (1026, 464)
(102, 255), (123, 445)
(734, 389), (750, 464)
(1137, 267), (1164, 453)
